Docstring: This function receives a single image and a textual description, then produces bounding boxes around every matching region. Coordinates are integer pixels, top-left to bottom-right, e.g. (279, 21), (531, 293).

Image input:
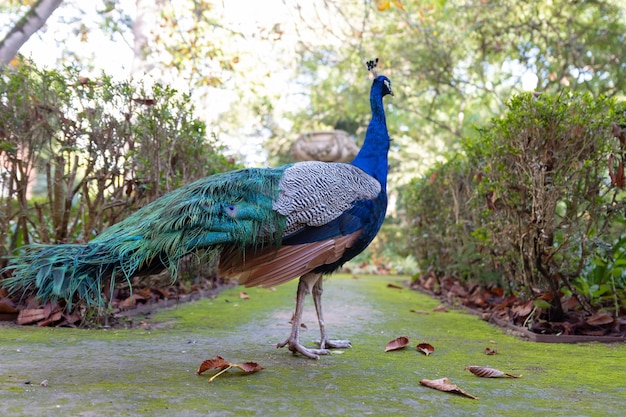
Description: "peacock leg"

(276, 272), (331, 359)
(312, 276), (351, 350)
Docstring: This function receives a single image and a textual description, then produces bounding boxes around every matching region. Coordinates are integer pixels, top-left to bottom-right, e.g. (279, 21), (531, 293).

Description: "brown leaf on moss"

(197, 356), (230, 375)
(416, 343), (435, 356)
(465, 365), (521, 378)
(387, 283), (403, 290)
(236, 362), (263, 373)
(239, 292), (250, 300)
(484, 347), (498, 355)
(433, 305), (448, 313)
(385, 336), (410, 352)
(197, 356), (263, 383)
(419, 377), (478, 400)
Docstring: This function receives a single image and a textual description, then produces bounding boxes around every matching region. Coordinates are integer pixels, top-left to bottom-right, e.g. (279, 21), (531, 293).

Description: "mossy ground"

(1, 274), (624, 416)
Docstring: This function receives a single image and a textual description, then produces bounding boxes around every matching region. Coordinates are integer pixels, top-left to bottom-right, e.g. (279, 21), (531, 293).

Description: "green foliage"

(0, 60), (237, 267)
(401, 155), (500, 285)
(273, 0), (626, 188)
(405, 91), (625, 314)
(575, 223), (626, 314)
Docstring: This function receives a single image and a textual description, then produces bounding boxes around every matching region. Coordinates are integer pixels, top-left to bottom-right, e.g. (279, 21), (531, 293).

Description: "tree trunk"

(0, 0), (64, 65)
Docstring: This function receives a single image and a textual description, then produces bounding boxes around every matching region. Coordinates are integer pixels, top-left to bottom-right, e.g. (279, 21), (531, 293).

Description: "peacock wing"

(274, 161), (381, 237)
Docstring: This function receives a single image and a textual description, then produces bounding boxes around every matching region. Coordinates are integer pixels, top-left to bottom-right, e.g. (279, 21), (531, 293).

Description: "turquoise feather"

(3, 166), (289, 307)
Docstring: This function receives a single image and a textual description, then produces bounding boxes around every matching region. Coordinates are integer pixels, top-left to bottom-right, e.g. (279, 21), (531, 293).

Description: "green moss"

(1, 275), (625, 416)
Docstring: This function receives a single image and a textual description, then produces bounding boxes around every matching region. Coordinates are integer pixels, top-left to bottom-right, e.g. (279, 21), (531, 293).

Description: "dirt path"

(1, 274), (625, 416)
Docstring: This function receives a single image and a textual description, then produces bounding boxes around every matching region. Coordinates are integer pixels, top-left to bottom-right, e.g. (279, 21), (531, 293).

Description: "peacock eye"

(225, 205), (237, 217)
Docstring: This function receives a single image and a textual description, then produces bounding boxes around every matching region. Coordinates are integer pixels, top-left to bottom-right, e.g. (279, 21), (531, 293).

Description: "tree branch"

(0, 0), (64, 65)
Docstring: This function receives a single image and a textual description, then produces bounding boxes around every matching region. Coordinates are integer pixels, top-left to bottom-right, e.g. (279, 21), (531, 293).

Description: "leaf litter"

(385, 336), (410, 352)
(416, 342), (435, 356)
(197, 355), (263, 383)
(419, 377), (478, 400)
(465, 365), (522, 378)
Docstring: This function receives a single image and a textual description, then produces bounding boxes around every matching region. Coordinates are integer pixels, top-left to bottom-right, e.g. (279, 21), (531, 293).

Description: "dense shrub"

(0, 61), (237, 269)
(405, 92), (625, 317)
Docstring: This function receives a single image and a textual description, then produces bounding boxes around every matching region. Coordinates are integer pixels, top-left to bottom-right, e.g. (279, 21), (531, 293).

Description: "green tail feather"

(2, 166), (289, 308)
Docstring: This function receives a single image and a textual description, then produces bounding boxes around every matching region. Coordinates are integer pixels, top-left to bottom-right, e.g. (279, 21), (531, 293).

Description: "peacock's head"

(377, 75), (393, 97)
(367, 58), (393, 98)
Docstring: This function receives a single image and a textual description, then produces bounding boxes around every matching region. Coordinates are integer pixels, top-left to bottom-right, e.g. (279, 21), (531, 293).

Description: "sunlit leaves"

(375, 0), (405, 12)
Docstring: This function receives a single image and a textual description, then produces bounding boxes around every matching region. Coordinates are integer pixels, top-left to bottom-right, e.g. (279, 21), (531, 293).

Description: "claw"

(277, 339), (331, 360)
(318, 339), (351, 349)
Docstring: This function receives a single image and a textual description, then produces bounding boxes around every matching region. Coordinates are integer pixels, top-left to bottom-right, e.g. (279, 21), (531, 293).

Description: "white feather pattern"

(273, 161), (380, 235)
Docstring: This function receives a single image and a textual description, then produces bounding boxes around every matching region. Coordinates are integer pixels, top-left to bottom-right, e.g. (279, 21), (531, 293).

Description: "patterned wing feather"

(274, 161), (381, 236)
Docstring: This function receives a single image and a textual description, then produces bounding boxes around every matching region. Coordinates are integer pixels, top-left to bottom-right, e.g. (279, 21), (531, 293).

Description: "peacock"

(2, 59), (393, 359)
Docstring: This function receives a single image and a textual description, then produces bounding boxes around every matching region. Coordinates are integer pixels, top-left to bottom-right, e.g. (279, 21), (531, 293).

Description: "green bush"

(0, 60), (237, 268)
(405, 92), (625, 317)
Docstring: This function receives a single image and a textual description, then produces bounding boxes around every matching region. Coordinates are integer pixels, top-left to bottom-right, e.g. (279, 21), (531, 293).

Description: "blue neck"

(350, 80), (390, 191)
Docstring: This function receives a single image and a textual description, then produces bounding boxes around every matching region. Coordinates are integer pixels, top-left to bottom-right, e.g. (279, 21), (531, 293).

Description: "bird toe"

(318, 339), (352, 349)
(277, 339), (331, 359)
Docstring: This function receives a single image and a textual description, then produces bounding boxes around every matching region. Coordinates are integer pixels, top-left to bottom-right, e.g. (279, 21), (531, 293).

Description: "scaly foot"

(276, 339), (331, 360)
(318, 339), (352, 349)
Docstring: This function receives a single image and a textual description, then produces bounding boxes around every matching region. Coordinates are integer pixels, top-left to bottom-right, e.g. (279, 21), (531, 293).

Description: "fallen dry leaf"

(0, 299), (18, 314)
(419, 377), (478, 400)
(236, 362), (263, 373)
(239, 292), (250, 300)
(385, 336), (410, 352)
(416, 343), (435, 356)
(197, 356), (230, 374)
(484, 347), (498, 355)
(197, 355), (263, 383)
(37, 310), (63, 327)
(17, 308), (46, 325)
(118, 294), (145, 309)
(433, 305), (448, 313)
(465, 365), (521, 378)
(586, 312), (614, 326)
(387, 283), (403, 290)
(511, 301), (534, 318)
